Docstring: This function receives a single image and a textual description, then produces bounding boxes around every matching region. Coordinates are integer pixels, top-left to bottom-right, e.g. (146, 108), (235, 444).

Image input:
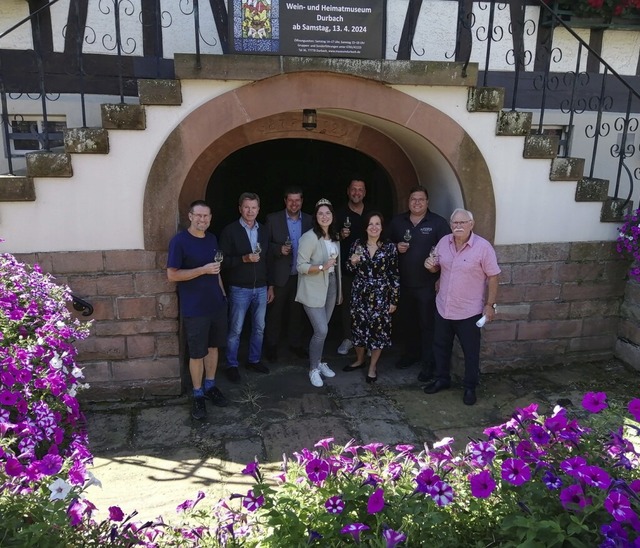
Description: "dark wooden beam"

(397, 0), (423, 60)
(208, 0), (229, 54)
(63, 0), (88, 56)
(141, 0), (163, 58)
(27, 0), (54, 56)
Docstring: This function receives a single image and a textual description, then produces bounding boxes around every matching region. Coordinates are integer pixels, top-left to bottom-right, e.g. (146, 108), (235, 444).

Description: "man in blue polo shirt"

(167, 200), (228, 420)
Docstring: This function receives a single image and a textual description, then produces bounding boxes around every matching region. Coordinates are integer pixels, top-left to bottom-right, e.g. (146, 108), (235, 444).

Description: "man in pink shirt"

(423, 208), (500, 405)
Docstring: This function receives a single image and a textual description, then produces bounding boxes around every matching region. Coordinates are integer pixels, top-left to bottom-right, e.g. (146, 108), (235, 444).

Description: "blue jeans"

(226, 286), (267, 366)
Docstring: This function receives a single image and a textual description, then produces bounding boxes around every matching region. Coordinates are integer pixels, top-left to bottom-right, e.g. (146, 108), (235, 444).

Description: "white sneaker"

(317, 362), (335, 378)
(337, 339), (353, 355)
(309, 369), (323, 387)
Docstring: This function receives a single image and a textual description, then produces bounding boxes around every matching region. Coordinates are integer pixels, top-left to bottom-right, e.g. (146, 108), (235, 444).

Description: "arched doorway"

(206, 138), (395, 235)
(143, 71), (495, 251)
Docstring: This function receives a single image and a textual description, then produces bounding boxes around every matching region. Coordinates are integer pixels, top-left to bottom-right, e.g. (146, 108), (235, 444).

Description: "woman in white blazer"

(296, 198), (343, 387)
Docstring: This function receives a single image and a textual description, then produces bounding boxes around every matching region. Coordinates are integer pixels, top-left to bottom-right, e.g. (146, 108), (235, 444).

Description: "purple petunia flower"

(501, 458), (531, 486)
(108, 506), (125, 522)
(37, 454), (63, 476)
(582, 391), (608, 413)
(307, 529), (323, 543)
(242, 461), (261, 482)
(628, 398), (640, 422)
(242, 489), (264, 512)
(604, 491), (635, 523)
(382, 526), (407, 547)
(4, 457), (24, 477)
(362, 442), (385, 456)
(580, 465), (611, 490)
(340, 523), (369, 543)
(415, 468), (441, 494)
(305, 458), (330, 484)
(542, 470), (563, 490)
(177, 491), (206, 513)
(367, 488), (385, 513)
(559, 484), (590, 511)
(431, 480), (454, 506)
(467, 441), (496, 466)
(325, 495), (345, 514)
(0, 390), (18, 406)
(314, 437), (334, 451)
(528, 423), (551, 445)
(469, 470), (496, 499)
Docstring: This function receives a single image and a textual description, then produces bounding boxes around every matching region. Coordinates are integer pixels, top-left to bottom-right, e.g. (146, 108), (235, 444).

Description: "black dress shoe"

(366, 374), (377, 384)
(225, 367), (241, 383)
(247, 361), (270, 374)
(463, 388), (477, 406)
(417, 368), (434, 383)
(289, 346), (309, 359)
(423, 380), (451, 394)
(342, 362), (366, 372)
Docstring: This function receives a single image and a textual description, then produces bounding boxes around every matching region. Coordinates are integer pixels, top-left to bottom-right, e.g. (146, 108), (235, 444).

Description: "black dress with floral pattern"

(346, 239), (400, 350)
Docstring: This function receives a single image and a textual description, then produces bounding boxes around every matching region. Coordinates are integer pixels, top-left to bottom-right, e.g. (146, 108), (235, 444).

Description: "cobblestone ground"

(83, 349), (639, 523)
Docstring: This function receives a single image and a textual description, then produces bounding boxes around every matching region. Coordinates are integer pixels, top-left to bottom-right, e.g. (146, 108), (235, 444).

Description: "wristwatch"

(318, 264), (324, 271)
(489, 303), (497, 311)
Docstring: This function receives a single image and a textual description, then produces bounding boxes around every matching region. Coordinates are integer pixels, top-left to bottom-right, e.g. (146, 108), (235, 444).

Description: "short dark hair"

(283, 186), (304, 199)
(189, 200), (210, 213)
(408, 185), (429, 199)
(238, 192), (260, 206)
(348, 177), (366, 189)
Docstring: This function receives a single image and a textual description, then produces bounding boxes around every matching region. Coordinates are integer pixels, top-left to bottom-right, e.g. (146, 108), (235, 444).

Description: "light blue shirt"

(239, 218), (259, 252)
(286, 213), (302, 275)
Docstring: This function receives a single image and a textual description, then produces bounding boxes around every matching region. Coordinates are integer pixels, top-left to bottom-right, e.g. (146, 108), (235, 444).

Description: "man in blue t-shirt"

(167, 200), (228, 420)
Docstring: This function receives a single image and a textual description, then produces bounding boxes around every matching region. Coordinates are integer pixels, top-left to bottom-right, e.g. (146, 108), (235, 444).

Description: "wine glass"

(254, 242), (262, 255)
(428, 245), (438, 265)
(214, 250), (224, 263)
(403, 229), (412, 243)
(344, 216), (351, 229)
(354, 244), (364, 258)
(284, 235), (292, 247)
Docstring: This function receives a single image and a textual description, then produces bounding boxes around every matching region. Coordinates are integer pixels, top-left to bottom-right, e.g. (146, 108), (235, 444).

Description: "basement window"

(8, 116), (67, 155)
(530, 125), (568, 157)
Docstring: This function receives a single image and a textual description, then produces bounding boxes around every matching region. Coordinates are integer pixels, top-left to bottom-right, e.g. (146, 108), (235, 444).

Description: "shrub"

(617, 207), (640, 283)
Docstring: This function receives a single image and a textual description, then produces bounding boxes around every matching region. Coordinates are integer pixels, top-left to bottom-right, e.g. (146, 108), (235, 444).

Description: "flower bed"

(1, 252), (639, 546)
(617, 207), (640, 282)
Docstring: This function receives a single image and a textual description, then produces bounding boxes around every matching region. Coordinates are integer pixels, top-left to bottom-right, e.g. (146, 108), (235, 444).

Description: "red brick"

(12, 253), (38, 265)
(569, 300), (620, 319)
(135, 271), (176, 294)
(482, 322), (517, 342)
(569, 335), (615, 352)
(156, 251), (169, 270)
(556, 262), (604, 283)
(67, 276), (98, 297)
(512, 264), (555, 284)
(497, 266), (512, 284)
(104, 250), (158, 272)
(523, 284), (561, 301)
(94, 319), (178, 336)
(495, 244), (529, 263)
(497, 285), (526, 303)
(111, 357), (180, 381)
(77, 361), (112, 382)
(494, 303), (529, 321)
(127, 335), (156, 358)
(517, 320), (582, 340)
(526, 339), (569, 358)
(606, 260), (635, 282)
(624, 279), (640, 303)
(530, 243), (570, 262)
(482, 340), (531, 359)
(530, 302), (570, 320)
(76, 336), (126, 361)
(561, 281), (626, 301)
(45, 251), (104, 274)
(117, 296), (158, 319)
(157, 293), (179, 319)
(84, 297), (116, 321)
(582, 317), (618, 336)
(96, 274), (135, 296)
(157, 334), (180, 356)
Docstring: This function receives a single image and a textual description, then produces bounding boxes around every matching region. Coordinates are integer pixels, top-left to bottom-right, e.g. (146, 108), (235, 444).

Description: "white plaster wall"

(0, 0), (32, 50)
(0, 80), (243, 253)
(394, 84), (622, 245)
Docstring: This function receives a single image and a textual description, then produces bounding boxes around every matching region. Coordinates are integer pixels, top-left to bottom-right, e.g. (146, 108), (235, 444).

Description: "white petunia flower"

(48, 478), (72, 500)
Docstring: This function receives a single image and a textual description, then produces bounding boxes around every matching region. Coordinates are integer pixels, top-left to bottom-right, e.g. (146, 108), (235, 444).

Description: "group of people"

(167, 178), (500, 420)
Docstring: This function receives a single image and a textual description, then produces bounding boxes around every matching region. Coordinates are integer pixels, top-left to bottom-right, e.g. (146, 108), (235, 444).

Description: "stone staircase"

(0, 56), (632, 222)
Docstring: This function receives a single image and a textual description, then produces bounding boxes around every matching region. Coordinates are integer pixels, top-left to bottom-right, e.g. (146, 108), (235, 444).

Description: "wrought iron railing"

(0, 0), (638, 209)
(71, 293), (94, 316)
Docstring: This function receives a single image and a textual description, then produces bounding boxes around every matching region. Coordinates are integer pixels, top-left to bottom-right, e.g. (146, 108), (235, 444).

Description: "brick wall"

(14, 241), (629, 400)
(615, 277), (640, 370)
(14, 250), (181, 401)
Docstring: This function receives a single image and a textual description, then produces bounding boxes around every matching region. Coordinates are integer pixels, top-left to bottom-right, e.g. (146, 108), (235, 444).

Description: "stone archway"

(143, 71), (495, 250)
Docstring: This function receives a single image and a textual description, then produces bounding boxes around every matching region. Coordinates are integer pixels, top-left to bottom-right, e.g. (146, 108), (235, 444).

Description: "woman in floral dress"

(343, 211), (399, 383)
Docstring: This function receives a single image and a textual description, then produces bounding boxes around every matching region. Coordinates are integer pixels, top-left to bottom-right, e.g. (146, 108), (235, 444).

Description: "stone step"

(26, 151), (73, 178)
(467, 87), (504, 112)
(601, 197), (633, 222)
(64, 128), (110, 154)
(101, 104), (146, 130)
(138, 79), (182, 105)
(575, 177), (609, 202)
(523, 134), (559, 159)
(0, 175), (36, 201)
(496, 110), (532, 136)
(549, 157), (585, 181)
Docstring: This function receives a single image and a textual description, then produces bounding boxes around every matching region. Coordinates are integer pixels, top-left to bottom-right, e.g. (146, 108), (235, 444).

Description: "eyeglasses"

(451, 220), (471, 226)
(410, 198), (426, 203)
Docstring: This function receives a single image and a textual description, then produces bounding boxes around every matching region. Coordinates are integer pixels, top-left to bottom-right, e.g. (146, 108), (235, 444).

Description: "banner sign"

(230, 1), (385, 59)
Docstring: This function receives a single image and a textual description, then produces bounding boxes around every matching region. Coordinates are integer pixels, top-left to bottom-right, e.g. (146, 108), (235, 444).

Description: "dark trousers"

(398, 285), (436, 367)
(433, 309), (482, 389)
(265, 274), (306, 349)
(340, 274), (354, 340)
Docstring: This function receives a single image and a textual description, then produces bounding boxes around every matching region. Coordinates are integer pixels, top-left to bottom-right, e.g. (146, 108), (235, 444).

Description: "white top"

(324, 240), (339, 273)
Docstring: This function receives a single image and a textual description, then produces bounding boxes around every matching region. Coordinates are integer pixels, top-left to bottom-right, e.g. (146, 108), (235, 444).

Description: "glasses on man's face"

(410, 198), (426, 203)
(451, 220), (471, 226)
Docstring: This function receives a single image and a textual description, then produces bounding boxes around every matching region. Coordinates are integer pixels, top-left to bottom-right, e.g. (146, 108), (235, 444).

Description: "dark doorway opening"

(206, 138), (394, 237)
